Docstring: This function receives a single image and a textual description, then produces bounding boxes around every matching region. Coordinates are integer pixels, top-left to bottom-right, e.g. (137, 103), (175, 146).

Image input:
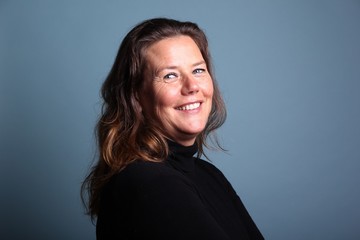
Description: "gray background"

(1, 0), (359, 239)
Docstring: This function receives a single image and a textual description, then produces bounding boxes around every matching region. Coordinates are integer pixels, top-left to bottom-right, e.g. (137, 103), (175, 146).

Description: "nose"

(181, 74), (199, 95)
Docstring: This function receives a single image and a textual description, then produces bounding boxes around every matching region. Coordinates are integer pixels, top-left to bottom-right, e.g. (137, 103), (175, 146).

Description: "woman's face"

(140, 35), (213, 146)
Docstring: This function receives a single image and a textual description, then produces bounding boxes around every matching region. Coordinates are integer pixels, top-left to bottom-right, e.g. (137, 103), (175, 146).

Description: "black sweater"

(97, 141), (264, 239)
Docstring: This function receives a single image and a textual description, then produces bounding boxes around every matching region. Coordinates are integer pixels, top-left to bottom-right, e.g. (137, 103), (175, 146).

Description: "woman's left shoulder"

(194, 158), (230, 183)
(195, 158), (223, 174)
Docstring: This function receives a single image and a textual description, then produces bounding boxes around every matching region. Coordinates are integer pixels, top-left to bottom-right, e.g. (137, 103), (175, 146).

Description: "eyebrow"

(155, 60), (206, 74)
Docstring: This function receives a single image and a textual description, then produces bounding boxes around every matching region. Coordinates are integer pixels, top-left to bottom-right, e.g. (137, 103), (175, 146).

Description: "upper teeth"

(176, 102), (200, 110)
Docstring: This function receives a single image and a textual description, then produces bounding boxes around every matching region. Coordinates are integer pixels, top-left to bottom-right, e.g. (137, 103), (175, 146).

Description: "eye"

(163, 73), (178, 82)
(164, 73), (177, 79)
(193, 68), (206, 75)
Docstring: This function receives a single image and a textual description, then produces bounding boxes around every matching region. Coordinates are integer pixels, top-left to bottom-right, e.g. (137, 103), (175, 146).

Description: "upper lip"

(175, 100), (202, 109)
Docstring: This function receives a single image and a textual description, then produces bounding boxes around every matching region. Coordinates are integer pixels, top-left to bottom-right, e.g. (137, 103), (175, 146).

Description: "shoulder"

(118, 160), (183, 182)
(106, 160), (193, 196)
(195, 158), (236, 192)
(195, 158), (227, 179)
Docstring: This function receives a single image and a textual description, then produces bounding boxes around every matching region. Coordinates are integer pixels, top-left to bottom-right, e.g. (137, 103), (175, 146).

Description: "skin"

(140, 36), (214, 146)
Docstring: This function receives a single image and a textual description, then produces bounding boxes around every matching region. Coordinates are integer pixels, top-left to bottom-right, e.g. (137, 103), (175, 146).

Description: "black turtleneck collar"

(167, 140), (198, 173)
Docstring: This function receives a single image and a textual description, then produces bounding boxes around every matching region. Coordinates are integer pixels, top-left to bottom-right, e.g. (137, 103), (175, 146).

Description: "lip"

(175, 101), (203, 111)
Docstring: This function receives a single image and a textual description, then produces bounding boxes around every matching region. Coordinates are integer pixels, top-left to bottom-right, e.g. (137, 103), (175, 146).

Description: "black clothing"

(97, 141), (264, 240)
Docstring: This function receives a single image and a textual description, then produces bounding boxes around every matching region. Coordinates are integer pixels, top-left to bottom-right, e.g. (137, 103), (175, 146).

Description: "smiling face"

(140, 36), (214, 146)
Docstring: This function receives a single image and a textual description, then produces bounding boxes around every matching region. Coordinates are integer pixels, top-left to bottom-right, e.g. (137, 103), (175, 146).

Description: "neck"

(165, 135), (196, 147)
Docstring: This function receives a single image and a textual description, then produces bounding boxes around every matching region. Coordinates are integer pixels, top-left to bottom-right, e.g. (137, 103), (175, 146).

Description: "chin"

(183, 127), (206, 136)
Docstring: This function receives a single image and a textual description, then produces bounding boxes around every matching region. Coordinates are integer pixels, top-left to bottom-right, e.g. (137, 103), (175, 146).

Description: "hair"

(81, 18), (227, 218)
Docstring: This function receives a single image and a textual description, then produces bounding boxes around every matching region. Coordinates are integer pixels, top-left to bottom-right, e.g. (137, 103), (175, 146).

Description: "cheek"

(154, 81), (180, 101)
(141, 83), (177, 116)
(205, 81), (214, 113)
(204, 78), (214, 98)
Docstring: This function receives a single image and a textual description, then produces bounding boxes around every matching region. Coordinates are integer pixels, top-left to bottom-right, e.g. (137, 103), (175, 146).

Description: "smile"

(175, 102), (201, 111)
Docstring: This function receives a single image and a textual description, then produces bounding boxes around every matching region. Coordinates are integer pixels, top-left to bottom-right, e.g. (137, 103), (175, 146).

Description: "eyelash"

(193, 68), (206, 74)
(164, 73), (178, 79)
(163, 68), (206, 80)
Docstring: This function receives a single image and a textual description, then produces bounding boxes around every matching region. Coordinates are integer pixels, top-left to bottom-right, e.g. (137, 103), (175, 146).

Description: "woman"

(82, 18), (264, 240)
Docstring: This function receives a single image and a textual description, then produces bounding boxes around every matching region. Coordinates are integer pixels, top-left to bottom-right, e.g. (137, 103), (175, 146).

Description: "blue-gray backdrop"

(1, 0), (359, 239)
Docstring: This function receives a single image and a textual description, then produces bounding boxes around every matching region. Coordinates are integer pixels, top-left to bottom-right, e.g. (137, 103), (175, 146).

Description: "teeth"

(176, 102), (200, 111)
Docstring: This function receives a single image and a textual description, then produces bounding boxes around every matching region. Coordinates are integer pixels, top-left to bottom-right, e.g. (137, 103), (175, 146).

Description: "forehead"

(144, 36), (204, 67)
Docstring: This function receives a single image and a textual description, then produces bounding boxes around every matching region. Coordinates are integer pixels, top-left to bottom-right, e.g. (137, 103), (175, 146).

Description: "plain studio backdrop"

(1, 1), (359, 239)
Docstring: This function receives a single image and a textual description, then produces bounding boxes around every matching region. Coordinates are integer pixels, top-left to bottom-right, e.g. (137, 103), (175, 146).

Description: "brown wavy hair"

(81, 18), (226, 218)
